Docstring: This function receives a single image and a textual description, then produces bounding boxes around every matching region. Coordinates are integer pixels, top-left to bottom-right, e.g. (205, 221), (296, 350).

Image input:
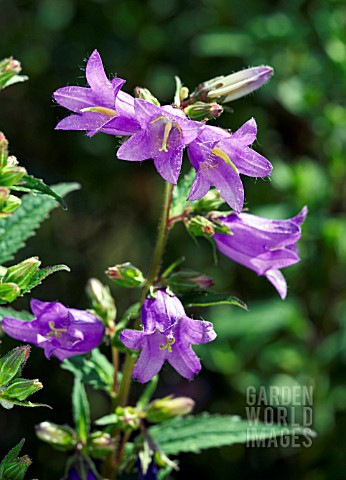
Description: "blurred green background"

(1, 0), (346, 478)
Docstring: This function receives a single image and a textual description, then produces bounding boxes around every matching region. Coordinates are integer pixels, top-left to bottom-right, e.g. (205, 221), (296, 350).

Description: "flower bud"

(184, 101), (223, 121)
(186, 215), (216, 238)
(3, 257), (41, 289)
(0, 346), (30, 387)
(146, 395), (195, 423)
(0, 132), (9, 168)
(135, 87), (160, 106)
(2, 455), (32, 480)
(0, 282), (21, 303)
(0, 194), (21, 216)
(86, 278), (116, 329)
(113, 406), (141, 432)
(1, 378), (43, 401)
(87, 431), (114, 459)
(106, 262), (145, 288)
(166, 270), (214, 293)
(191, 66), (273, 104)
(0, 162), (27, 187)
(35, 421), (77, 451)
(0, 57), (22, 75)
(190, 189), (225, 214)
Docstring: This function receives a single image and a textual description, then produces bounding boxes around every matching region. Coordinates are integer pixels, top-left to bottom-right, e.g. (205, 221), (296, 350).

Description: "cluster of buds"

(0, 346), (43, 409)
(0, 257), (41, 304)
(0, 439), (32, 480)
(0, 132), (27, 217)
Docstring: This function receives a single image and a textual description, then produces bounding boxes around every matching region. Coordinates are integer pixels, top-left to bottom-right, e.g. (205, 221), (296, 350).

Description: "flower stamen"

(159, 334), (176, 353)
(47, 321), (68, 339)
(80, 106), (118, 117)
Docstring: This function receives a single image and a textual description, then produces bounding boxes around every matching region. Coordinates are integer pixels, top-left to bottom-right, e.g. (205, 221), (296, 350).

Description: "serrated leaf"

(62, 348), (114, 395)
(0, 398), (51, 409)
(0, 307), (34, 322)
(0, 182), (80, 264)
(169, 169), (195, 217)
(21, 264), (70, 294)
(12, 175), (68, 209)
(183, 292), (248, 310)
(149, 413), (313, 455)
(72, 377), (90, 443)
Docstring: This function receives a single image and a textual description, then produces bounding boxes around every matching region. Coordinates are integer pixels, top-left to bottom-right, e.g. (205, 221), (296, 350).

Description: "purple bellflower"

(117, 99), (200, 184)
(54, 50), (137, 137)
(213, 207), (308, 299)
(120, 290), (216, 383)
(1, 299), (104, 361)
(187, 118), (272, 213)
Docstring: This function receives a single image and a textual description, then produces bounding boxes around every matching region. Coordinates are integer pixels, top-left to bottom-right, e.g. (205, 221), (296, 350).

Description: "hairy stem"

(105, 181), (174, 479)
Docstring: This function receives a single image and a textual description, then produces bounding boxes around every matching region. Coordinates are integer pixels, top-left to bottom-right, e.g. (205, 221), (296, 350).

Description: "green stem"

(105, 181), (174, 479)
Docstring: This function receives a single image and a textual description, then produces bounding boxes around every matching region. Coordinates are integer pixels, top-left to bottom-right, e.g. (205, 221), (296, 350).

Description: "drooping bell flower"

(187, 118), (272, 213)
(54, 49), (138, 137)
(213, 207), (308, 299)
(120, 290), (216, 383)
(116, 99), (200, 184)
(1, 299), (104, 361)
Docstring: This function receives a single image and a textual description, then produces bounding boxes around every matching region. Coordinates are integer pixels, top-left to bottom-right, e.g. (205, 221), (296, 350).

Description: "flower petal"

(153, 145), (184, 184)
(142, 291), (184, 333)
(187, 172), (211, 201)
(85, 50), (114, 105)
(168, 345), (201, 379)
(225, 143), (272, 177)
(265, 269), (287, 299)
(180, 317), (217, 345)
(117, 131), (152, 161)
(1, 317), (40, 344)
(231, 118), (257, 145)
(55, 112), (109, 132)
(132, 332), (166, 383)
(53, 87), (97, 113)
(120, 329), (144, 350)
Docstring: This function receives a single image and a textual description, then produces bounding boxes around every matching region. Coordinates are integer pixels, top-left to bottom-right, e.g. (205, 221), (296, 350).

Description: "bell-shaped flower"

(54, 49), (138, 137)
(1, 299), (104, 361)
(116, 100), (200, 184)
(120, 290), (216, 383)
(187, 118), (272, 213)
(213, 207), (307, 299)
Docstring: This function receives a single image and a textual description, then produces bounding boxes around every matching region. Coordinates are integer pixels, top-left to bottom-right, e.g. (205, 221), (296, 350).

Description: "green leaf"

(169, 169), (195, 218)
(0, 307), (34, 322)
(0, 398), (51, 409)
(183, 292), (248, 310)
(12, 175), (68, 209)
(62, 349), (114, 395)
(21, 264), (70, 294)
(94, 413), (118, 426)
(72, 377), (90, 443)
(0, 182), (80, 264)
(149, 413), (313, 455)
(0, 439), (32, 480)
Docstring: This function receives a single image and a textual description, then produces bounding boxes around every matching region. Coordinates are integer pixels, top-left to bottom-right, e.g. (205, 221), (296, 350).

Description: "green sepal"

(0, 283), (20, 303)
(0, 439), (31, 480)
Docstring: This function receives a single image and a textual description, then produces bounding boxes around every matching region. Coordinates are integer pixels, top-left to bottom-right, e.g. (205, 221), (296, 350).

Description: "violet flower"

(213, 207), (308, 299)
(54, 49), (138, 137)
(1, 299), (104, 361)
(187, 118), (272, 213)
(120, 290), (216, 383)
(117, 99), (200, 184)
(68, 468), (97, 480)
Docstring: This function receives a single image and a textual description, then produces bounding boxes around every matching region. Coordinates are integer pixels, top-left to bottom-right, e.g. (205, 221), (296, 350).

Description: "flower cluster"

(54, 50), (273, 213)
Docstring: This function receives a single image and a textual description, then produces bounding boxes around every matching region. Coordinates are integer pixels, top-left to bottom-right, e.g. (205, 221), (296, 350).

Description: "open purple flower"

(213, 207), (307, 299)
(54, 49), (138, 137)
(120, 290), (216, 383)
(187, 118), (272, 213)
(1, 299), (104, 361)
(117, 99), (200, 184)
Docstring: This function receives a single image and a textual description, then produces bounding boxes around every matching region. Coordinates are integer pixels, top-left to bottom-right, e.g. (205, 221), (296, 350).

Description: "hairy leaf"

(12, 175), (68, 209)
(62, 348), (114, 395)
(0, 182), (80, 264)
(149, 413), (313, 454)
(21, 264), (70, 294)
(170, 169), (194, 217)
(183, 292), (248, 310)
(0, 307), (34, 322)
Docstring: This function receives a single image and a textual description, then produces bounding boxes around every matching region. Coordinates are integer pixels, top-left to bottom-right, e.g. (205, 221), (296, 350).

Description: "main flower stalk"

(104, 181), (173, 479)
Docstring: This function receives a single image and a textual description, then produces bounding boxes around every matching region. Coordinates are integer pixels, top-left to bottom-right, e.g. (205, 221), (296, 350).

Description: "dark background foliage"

(1, 0), (346, 478)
